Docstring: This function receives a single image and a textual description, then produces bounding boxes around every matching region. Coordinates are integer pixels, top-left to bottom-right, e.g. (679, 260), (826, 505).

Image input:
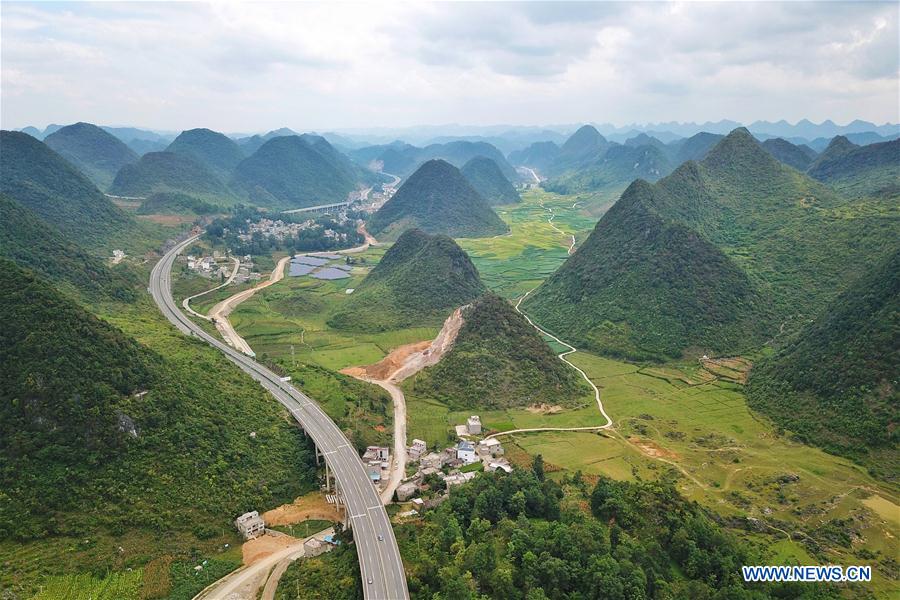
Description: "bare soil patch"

(628, 437), (679, 460)
(262, 493), (342, 527)
(526, 403), (564, 415)
(242, 532), (300, 566)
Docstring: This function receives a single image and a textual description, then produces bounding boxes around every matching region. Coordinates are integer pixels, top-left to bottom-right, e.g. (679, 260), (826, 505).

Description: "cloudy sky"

(2, 1), (898, 132)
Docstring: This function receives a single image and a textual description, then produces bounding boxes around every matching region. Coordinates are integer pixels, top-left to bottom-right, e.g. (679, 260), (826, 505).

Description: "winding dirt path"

(208, 255), (292, 355)
(182, 256), (240, 321)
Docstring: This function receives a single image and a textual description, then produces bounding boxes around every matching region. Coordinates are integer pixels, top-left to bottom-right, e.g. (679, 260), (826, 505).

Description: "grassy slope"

(165, 128), (246, 179)
(229, 135), (357, 210)
(746, 248), (899, 480)
(524, 178), (770, 361)
(0, 262), (317, 596)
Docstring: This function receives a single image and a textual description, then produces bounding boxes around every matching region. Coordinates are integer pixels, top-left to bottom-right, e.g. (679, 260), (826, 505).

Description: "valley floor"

(204, 188), (898, 597)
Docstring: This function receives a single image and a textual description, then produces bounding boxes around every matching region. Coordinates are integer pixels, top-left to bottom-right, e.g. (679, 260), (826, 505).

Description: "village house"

(234, 511), (265, 540)
(467, 415), (482, 435)
(303, 537), (328, 557)
(478, 438), (504, 458)
(456, 440), (478, 465)
(396, 481), (418, 502)
(420, 452), (444, 470)
(407, 439), (427, 461)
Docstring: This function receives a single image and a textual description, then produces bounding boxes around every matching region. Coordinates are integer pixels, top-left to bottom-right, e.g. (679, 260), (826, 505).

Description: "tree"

(532, 454), (545, 482)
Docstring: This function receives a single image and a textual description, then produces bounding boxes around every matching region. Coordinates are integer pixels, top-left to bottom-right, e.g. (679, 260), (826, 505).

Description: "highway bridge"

(150, 235), (409, 600)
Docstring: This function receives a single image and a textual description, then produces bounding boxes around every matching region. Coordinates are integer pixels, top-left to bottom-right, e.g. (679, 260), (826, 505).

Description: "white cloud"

(1, 1), (897, 131)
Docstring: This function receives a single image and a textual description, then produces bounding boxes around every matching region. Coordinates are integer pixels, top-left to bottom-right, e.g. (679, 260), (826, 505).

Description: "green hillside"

(524, 179), (769, 361)
(136, 191), (219, 216)
(0, 261), (316, 594)
(284, 471), (825, 599)
(368, 159), (508, 239)
(110, 151), (234, 201)
(746, 247), (899, 480)
(328, 228), (486, 331)
(525, 128), (897, 360)
(0, 130), (141, 253)
(806, 138), (899, 198)
(407, 293), (588, 409)
(761, 137), (817, 171)
(43, 122), (138, 190)
(165, 128), (245, 178)
(806, 135), (858, 174)
(670, 131), (723, 163)
(460, 156), (521, 205)
(0, 195), (138, 301)
(230, 135), (359, 209)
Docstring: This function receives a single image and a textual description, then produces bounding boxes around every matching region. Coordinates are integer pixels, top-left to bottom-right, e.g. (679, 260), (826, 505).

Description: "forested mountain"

(43, 122), (138, 190)
(110, 150), (234, 201)
(407, 293), (588, 409)
(747, 248), (899, 480)
(805, 135), (858, 174)
(524, 179), (768, 360)
(546, 124), (609, 175)
(0, 130), (139, 252)
(761, 138), (818, 171)
(460, 156), (521, 205)
(806, 138), (899, 197)
(368, 159), (508, 239)
(525, 128), (897, 360)
(165, 128), (246, 178)
(230, 135), (359, 209)
(328, 228), (486, 331)
(0, 261), (317, 593)
(0, 195), (138, 301)
(506, 140), (560, 172)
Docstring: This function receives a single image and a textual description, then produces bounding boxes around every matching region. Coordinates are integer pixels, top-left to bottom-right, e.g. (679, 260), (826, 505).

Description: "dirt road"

(208, 255), (291, 355)
(193, 528), (333, 600)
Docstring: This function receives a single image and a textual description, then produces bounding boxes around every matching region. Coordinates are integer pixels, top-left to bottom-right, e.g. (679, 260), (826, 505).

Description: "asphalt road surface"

(150, 235), (409, 600)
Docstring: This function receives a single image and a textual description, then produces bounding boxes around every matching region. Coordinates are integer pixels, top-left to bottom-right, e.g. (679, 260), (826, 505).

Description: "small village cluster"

(185, 251), (261, 284)
(365, 415), (514, 510)
(238, 215), (351, 243)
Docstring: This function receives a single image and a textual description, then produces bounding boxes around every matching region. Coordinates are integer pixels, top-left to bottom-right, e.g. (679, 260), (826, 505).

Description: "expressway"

(150, 235), (409, 600)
